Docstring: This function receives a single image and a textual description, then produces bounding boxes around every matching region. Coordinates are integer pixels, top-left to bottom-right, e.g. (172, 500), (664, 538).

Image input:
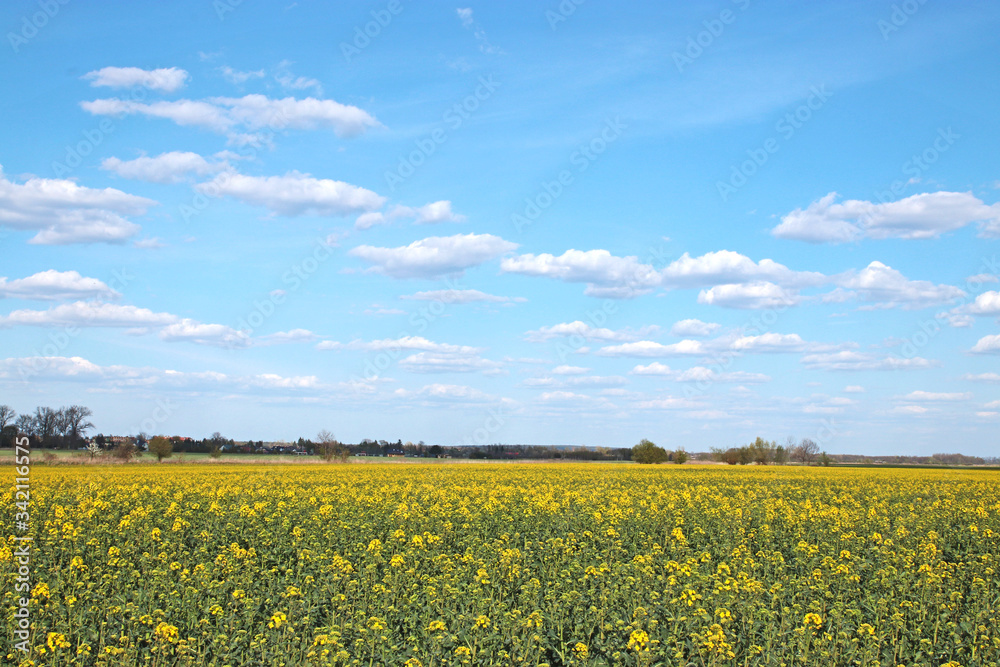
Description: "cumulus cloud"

(956, 291), (1000, 316)
(0, 167), (154, 244)
(630, 362), (768, 383)
(971, 334), (1000, 354)
(772, 191), (1000, 242)
(81, 94), (380, 139)
(501, 249), (662, 298)
(399, 352), (504, 374)
(393, 383), (495, 403)
(316, 336), (483, 355)
(835, 261), (964, 309)
(661, 250), (825, 288)
(597, 340), (706, 357)
(730, 333), (811, 353)
(350, 233), (517, 279)
(82, 66), (189, 92)
(0, 355), (318, 393)
(196, 171), (385, 216)
(901, 390), (972, 401)
(698, 282), (801, 309)
(670, 319), (721, 337)
(219, 66), (266, 84)
(501, 248), (823, 299)
(963, 372), (1000, 383)
(159, 320), (250, 348)
(354, 212), (386, 230)
(391, 200), (466, 224)
(102, 151), (230, 183)
(523, 321), (656, 343)
(0, 270), (119, 301)
(401, 289), (525, 305)
(0, 301), (177, 328)
(801, 350), (938, 371)
(552, 365), (589, 375)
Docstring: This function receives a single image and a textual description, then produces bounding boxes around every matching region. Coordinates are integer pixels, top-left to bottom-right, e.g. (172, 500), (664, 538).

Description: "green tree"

(148, 435), (173, 462)
(674, 448), (689, 465)
(632, 438), (668, 464)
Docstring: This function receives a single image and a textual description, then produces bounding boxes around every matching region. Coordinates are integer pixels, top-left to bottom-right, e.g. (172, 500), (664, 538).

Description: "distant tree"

(674, 448), (689, 465)
(86, 440), (102, 459)
(60, 406), (94, 444)
(209, 431), (226, 458)
(429, 444), (444, 457)
(774, 444), (790, 465)
(33, 407), (59, 446)
(632, 438), (669, 464)
(316, 430), (349, 462)
(15, 414), (36, 438)
(112, 440), (138, 461)
(0, 405), (15, 432)
(819, 451), (833, 467)
(749, 437), (774, 465)
(148, 436), (173, 462)
(795, 438), (819, 465)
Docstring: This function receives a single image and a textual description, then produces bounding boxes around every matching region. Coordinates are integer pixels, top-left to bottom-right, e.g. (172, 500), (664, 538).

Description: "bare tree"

(60, 406), (94, 443)
(316, 429), (348, 462)
(795, 438), (819, 465)
(0, 405), (15, 430)
(15, 414), (36, 437)
(33, 407), (58, 445)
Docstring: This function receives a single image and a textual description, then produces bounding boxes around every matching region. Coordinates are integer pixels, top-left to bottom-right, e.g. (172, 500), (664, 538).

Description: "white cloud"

(102, 151), (229, 183)
(661, 250), (824, 288)
(670, 319), (720, 337)
(350, 233), (517, 279)
(0, 355), (318, 393)
(81, 94), (380, 139)
(82, 66), (189, 92)
(902, 390), (972, 401)
(835, 261), (964, 309)
(401, 289), (525, 305)
(196, 171), (385, 216)
(523, 321), (655, 342)
(637, 396), (699, 410)
(0, 167), (154, 244)
(958, 290), (1000, 316)
(0, 270), (119, 301)
(273, 61), (323, 95)
(773, 191), (1000, 243)
(801, 350), (937, 371)
(456, 8), (474, 27)
(963, 372), (1000, 383)
(631, 362), (672, 376)
(134, 237), (166, 249)
(158, 320), (250, 348)
(394, 383), (493, 403)
(597, 340), (705, 357)
(730, 333), (810, 353)
(971, 334), (1000, 354)
(398, 352), (503, 374)
(354, 212), (386, 230)
(501, 249), (662, 298)
(219, 66), (266, 84)
(844, 385), (865, 393)
(698, 282), (801, 309)
(892, 405), (929, 415)
(391, 200), (466, 224)
(0, 301), (177, 328)
(257, 329), (318, 345)
(317, 336), (483, 355)
(552, 365), (589, 376)
(673, 367), (770, 383)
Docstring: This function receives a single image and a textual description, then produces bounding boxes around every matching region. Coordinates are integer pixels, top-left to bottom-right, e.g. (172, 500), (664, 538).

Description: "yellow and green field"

(3, 463), (998, 666)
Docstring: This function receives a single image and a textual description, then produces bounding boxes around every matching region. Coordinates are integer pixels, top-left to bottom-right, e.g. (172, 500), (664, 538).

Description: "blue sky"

(2, 0), (999, 454)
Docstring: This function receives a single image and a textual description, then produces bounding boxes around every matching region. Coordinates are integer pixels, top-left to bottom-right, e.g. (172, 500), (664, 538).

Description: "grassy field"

(2, 463), (998, 665)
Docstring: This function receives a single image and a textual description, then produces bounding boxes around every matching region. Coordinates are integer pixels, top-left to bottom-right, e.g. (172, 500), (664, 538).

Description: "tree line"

(0, 405), (93, 449)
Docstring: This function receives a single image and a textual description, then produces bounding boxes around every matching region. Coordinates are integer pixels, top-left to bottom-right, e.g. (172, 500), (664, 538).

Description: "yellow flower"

(154, 622), (179, 644)
(46, 632), (70, 651)
(474, 615), (490, 629)
(268, 612), (287, 629)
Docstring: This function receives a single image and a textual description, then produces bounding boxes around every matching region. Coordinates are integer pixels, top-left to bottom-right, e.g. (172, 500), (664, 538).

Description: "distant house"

(386, 448), (405, 457)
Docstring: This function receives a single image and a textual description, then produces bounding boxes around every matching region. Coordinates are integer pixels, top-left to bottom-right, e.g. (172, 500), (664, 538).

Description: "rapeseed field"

(2, 463), (998, 666)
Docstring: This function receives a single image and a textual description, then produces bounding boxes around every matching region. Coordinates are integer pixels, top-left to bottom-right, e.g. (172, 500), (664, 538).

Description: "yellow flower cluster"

(1, 463), (998, 665)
